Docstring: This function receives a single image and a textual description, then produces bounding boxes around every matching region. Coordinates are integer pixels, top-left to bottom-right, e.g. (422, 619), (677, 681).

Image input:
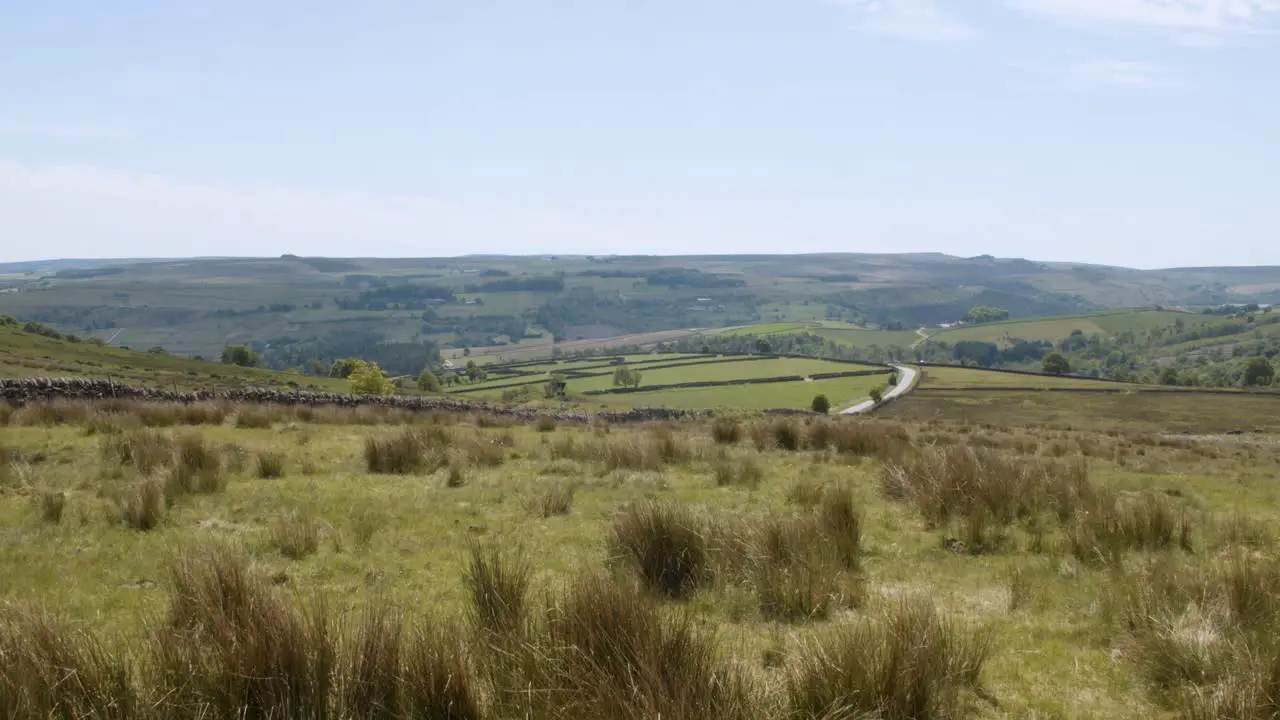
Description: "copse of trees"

(612, 366), (643, 389)
(1244, 357), (1275, 387)
(1042, 352), (1071, 375)
(220, 345), (261, 368)
(964, 306), (1011, 324)
(348, 361), (394, 395)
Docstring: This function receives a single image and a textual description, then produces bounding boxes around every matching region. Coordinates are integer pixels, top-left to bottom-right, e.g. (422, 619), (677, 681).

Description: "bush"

(869, 387), (884, 404)
(349, 361), (395, 395)
(811, 394), (830, 414)
(786, 597), (992, 720)
(609, 501), (709, 599)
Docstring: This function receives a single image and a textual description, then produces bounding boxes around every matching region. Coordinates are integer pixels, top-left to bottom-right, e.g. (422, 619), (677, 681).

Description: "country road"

(841, 364), (918, 415)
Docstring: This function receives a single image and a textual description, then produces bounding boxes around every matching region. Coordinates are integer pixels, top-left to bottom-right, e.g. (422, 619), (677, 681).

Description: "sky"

(1, 0), (1277, 269)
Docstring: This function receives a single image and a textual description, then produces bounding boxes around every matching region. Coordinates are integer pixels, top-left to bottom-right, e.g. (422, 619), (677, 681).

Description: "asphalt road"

(841, 364), (918, 415)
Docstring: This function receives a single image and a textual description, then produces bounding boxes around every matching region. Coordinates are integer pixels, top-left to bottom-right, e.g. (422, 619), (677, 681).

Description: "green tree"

(1159, 367), (1180, 386)
(220, 345), (261, 367)
(417, 368), (441, 392)
(330, 358), (362, 378)
(1042, 352), (1071, 375)
(755, 339), (773, 354)
(869, 387), (884, 404)
(348, 361), (394, 395)
(811, 394), (831, 414)
(1244, 357), (1275, 387)
(466, 360), (486, 382)
(612, 366), (635, 387)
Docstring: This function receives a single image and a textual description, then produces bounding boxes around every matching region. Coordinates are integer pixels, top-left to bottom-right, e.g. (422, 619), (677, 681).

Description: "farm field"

(916, 365), (1144, 390)
(883, 387), (1280, 434)
(807, 327), (923, 348)
(589, 372), (892, 410)
(2, 399), (1279, 718)
(928, 309), (1234, 345)
(715, 322), (818, 337)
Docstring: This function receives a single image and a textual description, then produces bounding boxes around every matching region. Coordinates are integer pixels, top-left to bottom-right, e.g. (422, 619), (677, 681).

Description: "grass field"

(917, 365), (1143, 389)
(929, 309), (1233, 345)
(457, 355), (889, 409)
(3, 400), (1280, 718)
(808, 327), (923, 348)
(715, 322), (818, 337)
(884, 387), (1280, 433)
(590, 373), (892, 411)
(0, 323), (346, 392)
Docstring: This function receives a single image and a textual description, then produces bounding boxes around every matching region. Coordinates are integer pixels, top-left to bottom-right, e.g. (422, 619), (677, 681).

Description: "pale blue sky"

(1, 1), (1277, 268)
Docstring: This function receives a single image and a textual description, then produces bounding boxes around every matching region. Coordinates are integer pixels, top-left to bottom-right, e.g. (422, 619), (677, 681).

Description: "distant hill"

(1, 253), (1278, 372)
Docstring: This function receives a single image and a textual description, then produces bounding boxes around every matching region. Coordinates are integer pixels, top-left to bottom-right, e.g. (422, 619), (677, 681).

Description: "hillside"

(0, 317), (347, 391)
(3, 254), (1280, 375)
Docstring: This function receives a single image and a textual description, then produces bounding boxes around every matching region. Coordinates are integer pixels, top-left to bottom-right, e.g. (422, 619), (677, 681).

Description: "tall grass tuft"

(37, 489), (65, 524)
(529, 480), (575, 517)
(1067, 490), (1194, 565)
(711, 416), (743, 444)
(119, 478), (166, 531)
(786, 597), (993, 720)
(462, 541), (530, 636)
(271, 510), (321, 560)
(712, 452), (764, 488)
(255, 450), (286, 479)
(365, 427), (448, 475)
(0, 605), (137, 720)
(609, 501), (709, 599)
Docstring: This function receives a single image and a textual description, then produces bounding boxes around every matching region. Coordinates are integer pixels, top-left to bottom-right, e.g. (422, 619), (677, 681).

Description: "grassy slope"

(917, 366), (1144, 389)
(0, 324), (346, 391)
(808, 327), (923, 348)
(4, 407), (1279, 717)
(928, 309), (1233, 345)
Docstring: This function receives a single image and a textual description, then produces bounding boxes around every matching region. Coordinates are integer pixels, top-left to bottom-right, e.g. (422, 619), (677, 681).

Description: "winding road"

(841, 364), (918, 415)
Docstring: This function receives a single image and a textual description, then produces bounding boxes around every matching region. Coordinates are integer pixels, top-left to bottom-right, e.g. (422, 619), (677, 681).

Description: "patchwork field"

(2, 399), (1279, 718)
(916, 365), (1143, 390)
(581, 373), (892, 411)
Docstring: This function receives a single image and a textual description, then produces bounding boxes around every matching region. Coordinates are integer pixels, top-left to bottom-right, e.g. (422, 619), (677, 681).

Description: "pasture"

(2, 398), (1279, 718)
(916, 365), (1142, 390)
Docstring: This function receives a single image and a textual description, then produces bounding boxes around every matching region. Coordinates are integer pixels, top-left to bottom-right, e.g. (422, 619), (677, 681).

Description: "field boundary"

(918, 362), (1142, 386)
(914, 386), (1280, 398)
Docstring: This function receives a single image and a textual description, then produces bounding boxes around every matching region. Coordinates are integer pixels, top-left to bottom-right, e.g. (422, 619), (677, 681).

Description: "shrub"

(271, 510), (320, 560)
(255, 451), (286, 479)
(869, 386), (884, 404)
(463, 541), (530, 636)
(609, 501), (709, 599)
(786, 597), (992, 720)
(811, 394), (831, 414)
(711, 416), (742, 444)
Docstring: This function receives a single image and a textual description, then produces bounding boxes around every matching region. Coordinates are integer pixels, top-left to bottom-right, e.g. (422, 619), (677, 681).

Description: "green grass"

(588, 373), (890, 410)
(715, 322), (818, 337)
(0, 324), (346, 391)
(5, 401), (1280, 717)
(808, 327), (923, 348)
(917, 366), (1143, 389)
(884, 387), (1280, 433)
(929, 309), (1235, 346)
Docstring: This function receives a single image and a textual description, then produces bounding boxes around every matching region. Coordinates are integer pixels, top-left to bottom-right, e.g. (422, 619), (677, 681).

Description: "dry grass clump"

(609, 501), (710, 599)
(102, 428), (175, 475)
(882, 446), (1093, 553)
(167, 433), (225, 496)
(786, 596), (993, 720)
(649, 425), (693, 465)
(0, 605), (137, 720)
(712, 452), (764, 488)
(254, 450), (286, 479)
(462, 541), (531, 636)
(119, 477), (166, 531)
(271, 509), (321, 560)
(36, 489), (65, 524)
(364, 427), (450, 475)
(1066, 490), (1194, 565)
(233, 406), (278, 429)
(711, 416), (743, 444)
(534, 414), (557, 432)
(10, 400), (95, 427)
(456, 432), (506, 468)
(528, 480), (576, 517)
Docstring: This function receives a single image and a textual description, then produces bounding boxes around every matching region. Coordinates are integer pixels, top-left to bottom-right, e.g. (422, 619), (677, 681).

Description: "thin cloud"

(1008, 0), (1280, 40)
(1013, 57), (1192, 91)
(826, 0), (981, 43)
(0, 121), (131, 141)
